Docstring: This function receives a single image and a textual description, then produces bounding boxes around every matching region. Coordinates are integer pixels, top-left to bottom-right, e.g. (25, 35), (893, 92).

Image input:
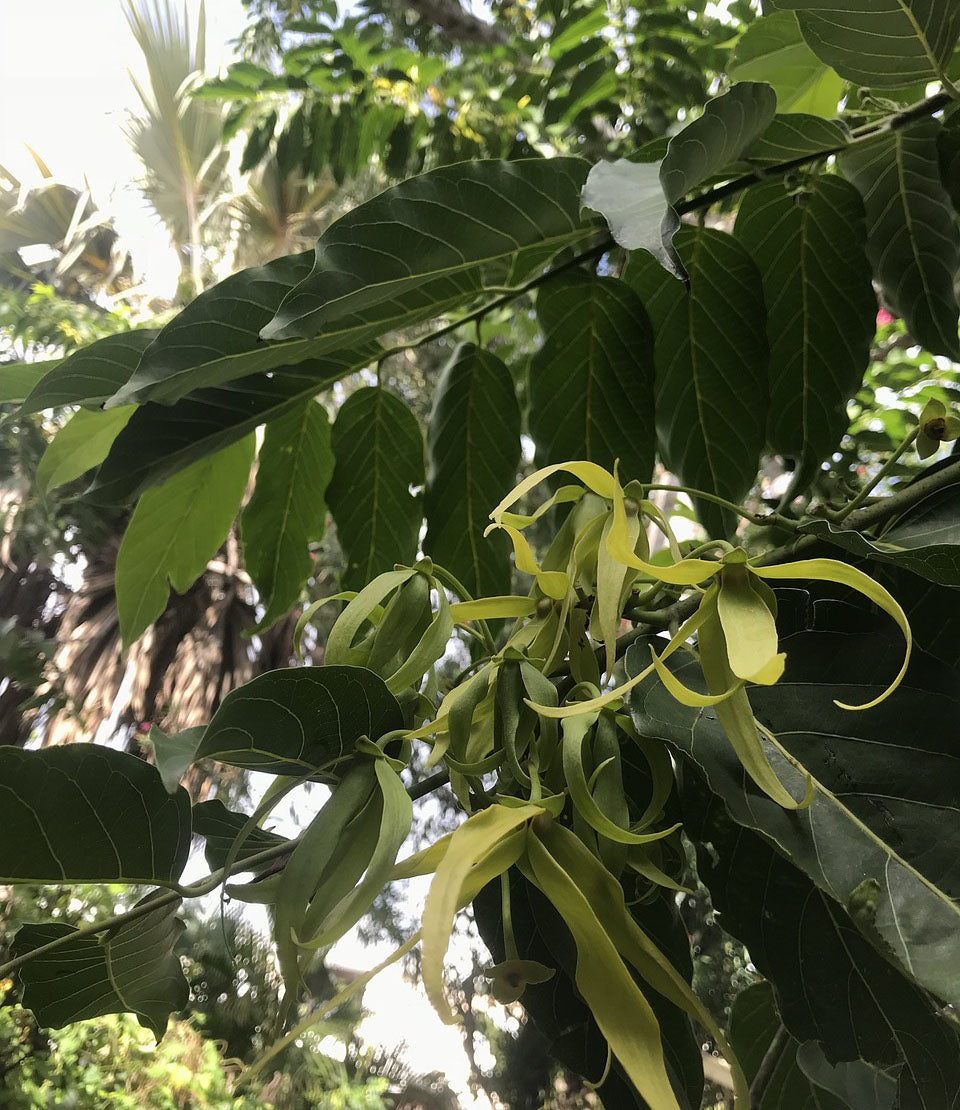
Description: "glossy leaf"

(729, 11), (843, 117)
(839, 121), (960, 360)
(90, 339), (381, 506)
(327, 387), (424, 591)
(36, 405), (135, 496)
(623, 225), (769, 536)
(773, 0), (960, 89)
(12, 894), (189, 1039)
(195, 665), (404, 775)
(241, 400), (334, 632)
(21, 329), (157, 414)
(583, 82), (776, 278)
(115, 435), (255, 647)
(627, 602), (960, 1010)
(263, 158), (598, 341)
(688, 782), (959, 1108)
(530, 274), (656, 483)
(424, 344), (520, 599)
(0, 744), (191, 883)
(735, 175), (876, 495)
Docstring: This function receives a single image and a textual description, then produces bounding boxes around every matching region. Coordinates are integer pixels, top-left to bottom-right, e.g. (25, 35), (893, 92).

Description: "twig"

(750, 1022), (790, 1105)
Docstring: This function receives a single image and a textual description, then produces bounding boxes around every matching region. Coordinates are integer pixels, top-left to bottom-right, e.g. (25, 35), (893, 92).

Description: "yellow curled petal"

(753, 558), (911, 710)
(649, 645), (742, 707)
(498, 484), (584, 529)
(485, 522), (569, 599)
(608, 473), (719, 586)
(527, 602), (713, 719)
(489, 462), (616, 523)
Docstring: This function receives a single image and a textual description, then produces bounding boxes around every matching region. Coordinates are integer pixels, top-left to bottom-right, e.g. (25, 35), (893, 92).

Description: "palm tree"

(123, 0), (232, 301)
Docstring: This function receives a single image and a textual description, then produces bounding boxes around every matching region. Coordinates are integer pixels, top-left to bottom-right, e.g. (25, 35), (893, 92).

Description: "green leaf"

(623, 226), (769, 536)
(801, 474), (960, 586)
(688, 784), (959, 1108)
(20, 330), (158, 414)
(263, 158), (597, 342)
(745, 113), (850, 167)
(839, 121), (960, 359)
(147, 724), (205, 794)
(729, 11), (844, 117)
(36, 405), (135, 497)
(729, 981), (894, 1110)
(582, 83), (777, 279)
(423, 344), (520, 598)
(195, 665), (404, 775)
(627, 600), (960, 1011)
(90, 350), (375, 505)
(115, 435), (255, 646)
(734, 175), (876, 495)
(0, 744), (191, 883)
(327, 387), (424, 591)
(0, 360), (60, 405)
(530, 274), (656, 484)
(12, 894), (189, 1039)
(191, 798), (290, 872)
(772, 0), (960, 89)
(241, 400), (334, 632)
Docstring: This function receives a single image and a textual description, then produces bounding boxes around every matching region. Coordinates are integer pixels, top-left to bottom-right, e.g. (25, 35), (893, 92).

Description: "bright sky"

(0, 0), (243, 298)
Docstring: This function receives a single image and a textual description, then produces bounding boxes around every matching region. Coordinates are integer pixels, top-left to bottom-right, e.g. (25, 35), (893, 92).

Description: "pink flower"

(877, 308), (894, 326)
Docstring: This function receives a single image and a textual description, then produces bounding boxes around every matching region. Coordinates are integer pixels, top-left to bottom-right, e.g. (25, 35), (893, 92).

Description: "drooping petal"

(753, 558), (911, 710)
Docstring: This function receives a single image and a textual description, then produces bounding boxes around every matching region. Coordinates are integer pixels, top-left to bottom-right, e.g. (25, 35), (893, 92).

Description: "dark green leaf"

(729, 11), (843, 117)
(582, 83), (777, 278)
(148, 725), (205, 794)
(940, 109), (960, 209)
(263, 158), (598, 341)
(241, 400), (334, 632)
(688, 786), (958, 1108)
(20, 330), (157, 414)
(773, 0), (960, 89)
(623, 226), (769, 536)
(530, 274), (656, 484)
(195, 665), (404, 775)
(839, 121), (960, 360)
(89, 349), (376, 505)
(13, 894), (189, 1039)
(191, 798), (291, 872)
(0, 744), (191, 883)
(423, 344), (520, 598)
(745, 113), (849, 167)
(728, 982), (848, 1110)
(627, 603), (960, 1010)
(115, 436), (255, 647)
(327, 387), (424, 591)
(735, 175), (876, 495)
(109, 252), (313, 406)
(800, 474), (960, 586)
